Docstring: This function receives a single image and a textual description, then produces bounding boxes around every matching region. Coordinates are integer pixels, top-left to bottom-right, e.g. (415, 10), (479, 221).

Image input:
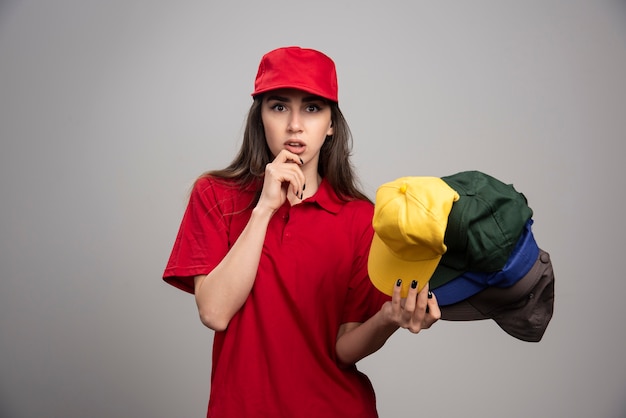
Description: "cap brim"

(368, 233), (441, 297)
(252, 84), (337, 102)
(439, 299), (488, 321)
(434, 276), (489, 306)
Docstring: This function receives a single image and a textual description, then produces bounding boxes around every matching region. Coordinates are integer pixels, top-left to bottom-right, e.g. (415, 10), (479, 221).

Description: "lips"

(284, 140), (305, 154)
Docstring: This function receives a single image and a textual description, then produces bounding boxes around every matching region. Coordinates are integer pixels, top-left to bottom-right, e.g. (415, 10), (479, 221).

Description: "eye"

(271, 103), (286, 112)
(305, 104), (321, 112)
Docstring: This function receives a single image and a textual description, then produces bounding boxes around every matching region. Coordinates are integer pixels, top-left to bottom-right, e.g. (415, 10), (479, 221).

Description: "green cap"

(430, 171), (533, 288)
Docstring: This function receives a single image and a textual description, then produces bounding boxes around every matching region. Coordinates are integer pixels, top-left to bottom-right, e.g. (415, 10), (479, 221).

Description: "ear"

(326, 122), (334, 136)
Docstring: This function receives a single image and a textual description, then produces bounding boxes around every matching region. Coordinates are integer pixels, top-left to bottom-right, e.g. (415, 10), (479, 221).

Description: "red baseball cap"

(252, 46), (338, 102)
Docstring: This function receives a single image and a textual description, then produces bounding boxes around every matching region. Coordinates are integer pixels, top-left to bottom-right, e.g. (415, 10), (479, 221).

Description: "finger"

(403, 279), (419, 314)
(267, 158), (305, 199)
(274, 149), (304, 165)
(265, 163), (301, 194)
(259, 164), (301, 208)
(391, 279), (403, 311)
(415, 282), (430, 313)
(278, 153), (305, 198)
(283, 168), (304, 199)
(425, 290), (441, 324)
(406, 283), (429, 326)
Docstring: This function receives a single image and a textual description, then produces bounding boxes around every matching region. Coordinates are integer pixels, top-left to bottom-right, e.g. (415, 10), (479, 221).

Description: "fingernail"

(428, 290), (433, 299)
(299, 157), (304, 164)
(303, 183), (306, 191)
(396, 279), (402, 287)
(411, 280), (418, 289)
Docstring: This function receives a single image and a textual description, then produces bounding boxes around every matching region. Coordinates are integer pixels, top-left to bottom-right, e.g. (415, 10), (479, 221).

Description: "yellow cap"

(368, 177), (459, 297)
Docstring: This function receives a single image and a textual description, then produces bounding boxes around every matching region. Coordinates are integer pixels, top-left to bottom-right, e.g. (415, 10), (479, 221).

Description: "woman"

(163, 46), (440, 417)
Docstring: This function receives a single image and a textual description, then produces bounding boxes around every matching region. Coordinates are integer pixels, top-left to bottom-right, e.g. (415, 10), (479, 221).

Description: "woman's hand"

(381, 280), (441, 333)
(334, 280), (440, 366)
(257, 150), (306, 212)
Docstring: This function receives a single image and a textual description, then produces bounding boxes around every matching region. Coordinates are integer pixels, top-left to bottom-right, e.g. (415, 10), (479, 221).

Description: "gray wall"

(1, 1), (625, 417)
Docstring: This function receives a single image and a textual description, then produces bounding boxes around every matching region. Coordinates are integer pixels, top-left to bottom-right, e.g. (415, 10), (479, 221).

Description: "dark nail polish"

(303, 183), (306, 191)
(396, 279), (402, 287)
(411, 280), (418, 289)
(299, 157), (304, 164)
(428, 290), (433, 299)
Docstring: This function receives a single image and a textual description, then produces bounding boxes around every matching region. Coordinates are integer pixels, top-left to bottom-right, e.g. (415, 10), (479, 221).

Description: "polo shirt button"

(539, 251), (550, 264)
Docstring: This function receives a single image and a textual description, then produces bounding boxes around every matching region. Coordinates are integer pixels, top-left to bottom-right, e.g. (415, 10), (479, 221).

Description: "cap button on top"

(399, 183), (408, 194)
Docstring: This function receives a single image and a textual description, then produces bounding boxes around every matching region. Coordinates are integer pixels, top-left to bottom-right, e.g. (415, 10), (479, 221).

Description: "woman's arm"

(335, 281), (440, 367)
(194, 150), (306, 331)
(194, 205), (274, 331)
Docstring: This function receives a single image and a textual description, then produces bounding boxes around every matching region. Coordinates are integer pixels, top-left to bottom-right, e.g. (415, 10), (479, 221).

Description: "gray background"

(1, 1), (625, 417)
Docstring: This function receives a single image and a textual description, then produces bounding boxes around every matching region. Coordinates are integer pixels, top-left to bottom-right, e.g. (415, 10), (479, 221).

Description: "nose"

(287, 111), (302, 132)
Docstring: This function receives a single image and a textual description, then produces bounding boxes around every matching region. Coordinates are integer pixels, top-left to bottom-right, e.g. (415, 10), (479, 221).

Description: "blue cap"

(434, 219), (539, 306)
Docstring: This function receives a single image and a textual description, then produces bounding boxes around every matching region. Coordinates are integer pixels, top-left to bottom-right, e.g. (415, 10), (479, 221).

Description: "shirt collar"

(306, 178), (343, 214)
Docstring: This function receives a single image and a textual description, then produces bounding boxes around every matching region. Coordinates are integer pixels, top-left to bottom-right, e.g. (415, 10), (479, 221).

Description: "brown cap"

(440, 249), (555, 342)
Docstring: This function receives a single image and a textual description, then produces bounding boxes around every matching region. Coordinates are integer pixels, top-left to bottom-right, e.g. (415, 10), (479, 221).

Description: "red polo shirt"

(163, 176), (390, 418)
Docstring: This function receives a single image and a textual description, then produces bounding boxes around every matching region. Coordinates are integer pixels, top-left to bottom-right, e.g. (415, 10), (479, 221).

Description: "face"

(261, 88), (334, 167)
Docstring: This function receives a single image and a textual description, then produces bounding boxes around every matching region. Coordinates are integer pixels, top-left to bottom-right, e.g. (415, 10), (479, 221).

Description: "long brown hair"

(201, 96), (371, 203)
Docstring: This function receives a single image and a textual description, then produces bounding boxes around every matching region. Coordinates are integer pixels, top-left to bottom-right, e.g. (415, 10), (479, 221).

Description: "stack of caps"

(368, 171), (555, 342)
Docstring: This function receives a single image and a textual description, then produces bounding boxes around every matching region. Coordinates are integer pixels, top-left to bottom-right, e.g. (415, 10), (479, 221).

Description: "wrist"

(374, 308), (400, 335)
(251, 204), (275, 221)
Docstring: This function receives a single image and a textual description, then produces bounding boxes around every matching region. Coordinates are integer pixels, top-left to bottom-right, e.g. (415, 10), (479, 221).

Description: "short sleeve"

(162, 177), (231, 294)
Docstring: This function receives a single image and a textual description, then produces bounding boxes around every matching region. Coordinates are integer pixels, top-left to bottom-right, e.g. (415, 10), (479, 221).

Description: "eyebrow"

(266, 94), (326, 103)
